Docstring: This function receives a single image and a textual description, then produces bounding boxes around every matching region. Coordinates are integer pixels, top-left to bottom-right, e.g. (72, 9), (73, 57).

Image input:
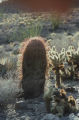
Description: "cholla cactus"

(66, 45), (79, 80)
(68, 95), (77, 113)
(66, 46), (75, 63)
(71, 47), (79, 80)
(50, 89), (77, 117)
(65, 46), (75, 80)
(44, 82), (77, 117)
(49, 46), (65, 88)
(49, 45), (79, 87)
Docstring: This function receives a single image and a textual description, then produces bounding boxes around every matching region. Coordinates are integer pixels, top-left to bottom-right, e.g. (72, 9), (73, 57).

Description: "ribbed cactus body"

(20, 37), (49, 99)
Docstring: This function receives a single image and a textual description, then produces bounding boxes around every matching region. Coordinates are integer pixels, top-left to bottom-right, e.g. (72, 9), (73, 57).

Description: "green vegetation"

(0, 12), (61, 42)
(50, 15), (61, 30)
(9, 21), (43, 42)
(0, 8), (5, 19)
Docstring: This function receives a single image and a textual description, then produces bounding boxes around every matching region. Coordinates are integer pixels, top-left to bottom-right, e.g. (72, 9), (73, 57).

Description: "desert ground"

(0, 8), (79, 120)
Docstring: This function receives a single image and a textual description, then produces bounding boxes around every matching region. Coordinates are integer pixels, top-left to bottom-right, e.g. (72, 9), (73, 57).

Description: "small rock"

(41, 114), (60, 120)
(69, 113), (79, 120)
(77, 113), (79, 117)
(15, 100), (27, 110)
(20, 115), (31, 120)
(76, 99), (79, 110)
(25, 116), (31, 120)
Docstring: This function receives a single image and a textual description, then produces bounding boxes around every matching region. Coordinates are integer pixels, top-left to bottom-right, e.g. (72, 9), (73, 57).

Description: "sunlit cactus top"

(49, 46), (65, 70)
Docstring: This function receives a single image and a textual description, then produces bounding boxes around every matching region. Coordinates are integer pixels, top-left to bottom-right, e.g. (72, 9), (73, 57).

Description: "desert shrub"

(50, 15), (61, 30)
(26, 21), (43, 38)
(0, 55), (18, 79)
(0, 8), (4, 20)
(19, 37), (49, 99)
(9, 21), (43, 42)
(0, 77), (20, 104)
(0, 55), (18, 71)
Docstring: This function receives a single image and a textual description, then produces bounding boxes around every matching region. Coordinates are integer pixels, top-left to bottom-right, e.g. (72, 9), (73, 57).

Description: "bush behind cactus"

(0, 77), (20, 104)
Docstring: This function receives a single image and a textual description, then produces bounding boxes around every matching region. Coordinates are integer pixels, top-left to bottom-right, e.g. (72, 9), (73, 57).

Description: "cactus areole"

(20, 37), (49, 99)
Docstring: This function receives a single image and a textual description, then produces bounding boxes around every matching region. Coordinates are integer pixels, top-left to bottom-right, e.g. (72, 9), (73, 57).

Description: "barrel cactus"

(19, 37), (49, 99)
